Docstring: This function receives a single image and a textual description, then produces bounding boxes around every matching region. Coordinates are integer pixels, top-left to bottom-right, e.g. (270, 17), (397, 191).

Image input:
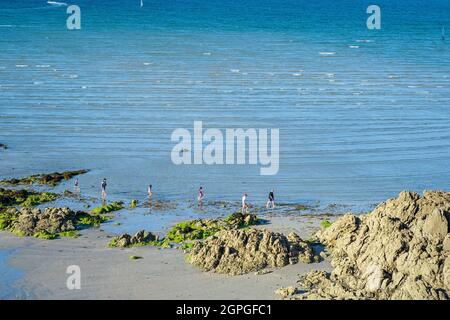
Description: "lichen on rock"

(285, 190), (450, 300)
(187, 228), (316, 275)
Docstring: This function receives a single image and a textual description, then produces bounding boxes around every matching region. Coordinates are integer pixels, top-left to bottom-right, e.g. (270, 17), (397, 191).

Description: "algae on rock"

(0, 188), (59, 208)
(0, 169), (89, 187)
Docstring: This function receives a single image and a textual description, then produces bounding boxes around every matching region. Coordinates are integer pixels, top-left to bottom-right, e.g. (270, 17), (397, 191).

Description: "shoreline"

(0, 214), (333, 300)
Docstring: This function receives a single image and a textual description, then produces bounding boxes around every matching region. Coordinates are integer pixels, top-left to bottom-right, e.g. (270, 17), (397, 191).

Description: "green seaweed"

(0, 209), (18, 230)
(33, 231), (58, 240)
(320, 220), (332, 229)
(21, 192), (59, 207)
(0, 188), (59, 208)
(130, 199), (138, 208)
(129, 255), (143, 260)
(166, 220), (220, 243)
(90, 201), (124, 214)
(76, 212), (109, 227)
(0, 169), (89, 187)
(59, 230), (81, 238)
(166, 212), (259, 244)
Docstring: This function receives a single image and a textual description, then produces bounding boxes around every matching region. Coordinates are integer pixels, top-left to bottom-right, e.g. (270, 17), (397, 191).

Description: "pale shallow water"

(0, 0), (449, 209)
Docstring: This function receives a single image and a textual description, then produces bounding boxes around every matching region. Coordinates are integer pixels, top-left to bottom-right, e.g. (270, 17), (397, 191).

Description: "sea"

(0, 0), (449, 217)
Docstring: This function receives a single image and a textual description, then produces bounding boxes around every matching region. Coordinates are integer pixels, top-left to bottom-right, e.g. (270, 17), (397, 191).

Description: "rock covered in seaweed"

(2, 207), (76, 237)
(0, 207), (108, 239)
(0, 188), (59, 208)
(166, 212), (259, 243)
(287, 190), (450, 300)
(109, 230), (166, 248)
(187, 228), (316, 275)
(0, 169), (89, 187)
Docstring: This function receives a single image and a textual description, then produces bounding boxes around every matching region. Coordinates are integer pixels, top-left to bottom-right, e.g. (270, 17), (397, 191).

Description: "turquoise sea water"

(0, 0), (449, 208)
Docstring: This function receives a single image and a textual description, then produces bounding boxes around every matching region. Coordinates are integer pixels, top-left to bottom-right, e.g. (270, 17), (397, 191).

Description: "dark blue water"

(0, 0), (449, 207)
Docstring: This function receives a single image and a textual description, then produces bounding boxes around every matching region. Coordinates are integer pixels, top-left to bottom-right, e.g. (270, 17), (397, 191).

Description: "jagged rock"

(187, 228), (316, 275)
(274, 286), (296, 298)
(110, 230), (157, 248)
(285, 190), (450, 300)
(10, 207), (77, 236)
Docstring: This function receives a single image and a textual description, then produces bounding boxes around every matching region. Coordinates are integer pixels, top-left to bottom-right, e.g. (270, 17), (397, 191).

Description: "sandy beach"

(0, 214), (332, 300)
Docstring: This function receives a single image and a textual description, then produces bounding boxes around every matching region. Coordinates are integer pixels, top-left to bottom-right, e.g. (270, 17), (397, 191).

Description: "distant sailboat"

(140, 0), (144, 7)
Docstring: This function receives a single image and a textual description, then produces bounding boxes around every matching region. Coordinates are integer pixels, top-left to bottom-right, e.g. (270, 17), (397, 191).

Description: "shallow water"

(0, 249), (24, 299)
(0, 0), (449, 210)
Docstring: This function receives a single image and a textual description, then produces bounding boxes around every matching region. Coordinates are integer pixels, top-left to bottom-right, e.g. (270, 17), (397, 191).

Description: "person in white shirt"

(242, 193), (248, 213)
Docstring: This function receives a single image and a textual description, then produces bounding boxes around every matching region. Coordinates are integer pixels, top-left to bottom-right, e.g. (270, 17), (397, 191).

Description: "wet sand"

(0, 215), (333, 300)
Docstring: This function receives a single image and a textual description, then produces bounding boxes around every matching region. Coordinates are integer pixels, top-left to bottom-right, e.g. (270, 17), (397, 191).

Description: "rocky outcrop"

(166, 212), (259, 243)
(6, 207), (77, 236)
(0, 207), (108, 239)
(109, 230), (158, 248)
(286, 190), (450, 300)
(0, 169), (89, 186)
(0, 188), (59, 208)
(187, 228), (317, 275)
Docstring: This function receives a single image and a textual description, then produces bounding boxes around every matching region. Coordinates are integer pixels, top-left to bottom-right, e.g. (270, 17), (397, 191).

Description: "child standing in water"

(74, 178), (80, 195)
(148, 184), (153, 199)
(266, 189), (275, 209)
(242, 193), (248, 213)
(198, 186), (204, 207)
(101, 178), (107, 202)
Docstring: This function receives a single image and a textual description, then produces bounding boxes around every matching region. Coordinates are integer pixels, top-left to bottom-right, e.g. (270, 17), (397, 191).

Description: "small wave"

(319, 52), (336, 56)
(143, 62), (153, 66)
(69, 74), (78, 79)
(349, 45), (359, 49)
(33, 81), (43, 85)
(47, 1), (68, 6)
(292, 73), (302, 77)
(230, 69), (240, 73)
(0, 25), (15, 28)
(356, 39), (374, 43)
(15, 64), (28, 68)
(203, 52), (212, 55)
(36, 64), (50, 68)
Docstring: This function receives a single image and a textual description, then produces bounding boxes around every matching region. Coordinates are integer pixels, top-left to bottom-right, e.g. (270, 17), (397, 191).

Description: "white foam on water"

(203, 52), (212, 55)
(230, 69), (240, 73)
(15, 64), (28, 68)
(356, 39), (374, 43)
(319, 52), (336, 56)
(349, 45), (359, 49)
(36, 64), (50, 68)
(47, 1), (68, 6)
